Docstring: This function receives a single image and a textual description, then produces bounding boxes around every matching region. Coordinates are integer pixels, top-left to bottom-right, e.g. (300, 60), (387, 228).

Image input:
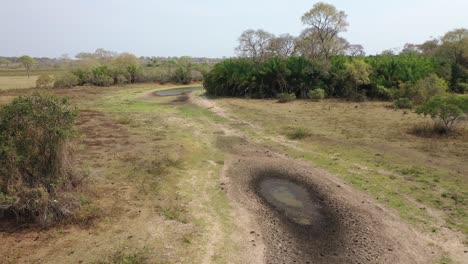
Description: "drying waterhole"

(218, 136), (435, 264)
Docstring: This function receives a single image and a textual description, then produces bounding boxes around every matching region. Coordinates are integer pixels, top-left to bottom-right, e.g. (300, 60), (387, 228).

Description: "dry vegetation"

(214, 98), (468, 235)
(0, 75), (38, 90)
(0, 75), (466, 263)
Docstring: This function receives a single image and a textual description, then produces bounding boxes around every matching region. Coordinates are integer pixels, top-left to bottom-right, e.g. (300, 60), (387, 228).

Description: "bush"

(349, 92), (367, 102)
(0, 94), (80, 226)
(115, 74), (128, 85)
(416, 95), (468, 132)
(308, 88), (325, 100)
(36, 74), (54, 88)
(92, 75), (114, 87)
(412, 74), (448, 105)
(277, 92), (296, 103)
(283, 127), (311, 139)
(174, 67), (192, 84)
(375, 85), (394, 100)
(54, 73), (79, 88)
(394, 98), (413, 109)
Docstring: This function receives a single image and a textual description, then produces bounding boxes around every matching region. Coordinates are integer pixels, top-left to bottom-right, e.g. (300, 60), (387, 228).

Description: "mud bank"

(219, 135), (434, 264)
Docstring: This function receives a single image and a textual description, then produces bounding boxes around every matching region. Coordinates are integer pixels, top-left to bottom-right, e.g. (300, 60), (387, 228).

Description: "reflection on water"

(155, 86), (203, 96)
(258, 178), (323, 226)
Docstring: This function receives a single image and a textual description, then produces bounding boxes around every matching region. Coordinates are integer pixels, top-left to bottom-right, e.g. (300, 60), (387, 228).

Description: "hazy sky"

(1, 0), (467, 58)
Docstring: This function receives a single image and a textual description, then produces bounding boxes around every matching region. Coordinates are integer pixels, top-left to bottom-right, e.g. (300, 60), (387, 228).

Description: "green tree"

(344, 59), (371, 96)
(436, 28), (468, 93)
(301, 2), (349, 58)
(17, 55), (36, 78)
(416, 95), (468, 131)
(411, 74), (448, 104)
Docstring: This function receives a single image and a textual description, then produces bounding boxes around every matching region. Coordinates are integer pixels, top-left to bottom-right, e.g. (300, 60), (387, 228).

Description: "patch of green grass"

(282, 126), (312, 140)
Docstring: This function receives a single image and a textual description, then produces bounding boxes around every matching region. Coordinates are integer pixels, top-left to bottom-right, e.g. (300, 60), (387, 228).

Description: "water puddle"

(258, 177), (323, 226)
(155, 86), (203, 96)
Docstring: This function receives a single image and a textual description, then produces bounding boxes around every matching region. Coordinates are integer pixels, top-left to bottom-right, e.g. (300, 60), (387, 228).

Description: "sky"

(1, 0), (467, 58)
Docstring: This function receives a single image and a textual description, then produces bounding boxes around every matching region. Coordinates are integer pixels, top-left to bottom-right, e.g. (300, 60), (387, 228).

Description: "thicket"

(53, 61), (209, 88)
(204, 55), (451, 102)
(0, 94), (80, 226)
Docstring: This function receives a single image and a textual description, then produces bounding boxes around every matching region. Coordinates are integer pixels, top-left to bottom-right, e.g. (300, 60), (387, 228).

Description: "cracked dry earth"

(187, 92), (439, 264)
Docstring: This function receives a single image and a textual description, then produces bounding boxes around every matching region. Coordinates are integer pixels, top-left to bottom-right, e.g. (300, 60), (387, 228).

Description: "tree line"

(205, 2), (467, 103)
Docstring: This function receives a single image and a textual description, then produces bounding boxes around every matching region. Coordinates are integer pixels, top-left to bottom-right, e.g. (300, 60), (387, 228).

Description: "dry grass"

(0, 84), (237, 263)
(0, 76), (39, 90)
(215, 98), (468, 234)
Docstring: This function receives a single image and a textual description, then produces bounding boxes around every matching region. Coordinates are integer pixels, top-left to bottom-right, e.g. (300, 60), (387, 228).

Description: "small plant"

(394, 98), (413, 109)
(283, 126), (311, 140)
(54, 72), (79, 88)
(277, 92), (296, 103)
(308, 88), (325, 100)
(0, 93), (80, 226)
(416, 95), (468, 132)
(36, 74), (54, 88)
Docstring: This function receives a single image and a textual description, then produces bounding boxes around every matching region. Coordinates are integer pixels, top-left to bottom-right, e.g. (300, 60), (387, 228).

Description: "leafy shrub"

(412, 74), (448, 105)
(0, 94), (80, 226)
(54, 73), (79, 88)
(174, 67), (192, 84)
(72, 68), (94, 85)
(283, 127), (311, 139)
(36, 74), (54, 88)
(375, 85), (394, 100)
(277, 92), (296, 103)
(308, 88), (325, 100)
(92, 75), (114, 87)
(416, 95), (468, 132)
(115, 74), (128, 85)
(394, 98), (413, 109)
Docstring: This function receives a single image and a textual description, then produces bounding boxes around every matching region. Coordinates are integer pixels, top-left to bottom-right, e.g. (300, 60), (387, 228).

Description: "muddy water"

(258, 177), (325, 226)
(155, 86), (203, 96)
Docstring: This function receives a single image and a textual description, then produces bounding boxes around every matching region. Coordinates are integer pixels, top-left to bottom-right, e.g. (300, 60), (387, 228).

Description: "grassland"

(0, 75), (39, 90)
(214, 98), (468, 236)
(0, 83), (466, 263)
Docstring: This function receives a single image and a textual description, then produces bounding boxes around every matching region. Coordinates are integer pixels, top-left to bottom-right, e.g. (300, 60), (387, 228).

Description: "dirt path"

(189, 93), (452, 263)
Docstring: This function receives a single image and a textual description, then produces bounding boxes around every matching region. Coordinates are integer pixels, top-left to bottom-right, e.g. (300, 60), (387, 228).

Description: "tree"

(416, 95), (468, 132)
(268, 34), (296, 57)
(347, 44), (365, 57)
(411, 74), (448, 105)
(301, 2), (349, 58)
(112, 53), (139, 67)
(344, 59), (371, 96)
(17, 55), (36, 78)
(436, 28), (468, 93)
(0, 58), (10, 67)
(418, 39), (439, 56)
(400, 43), (421, 55)
(236, 29), (275, 61)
